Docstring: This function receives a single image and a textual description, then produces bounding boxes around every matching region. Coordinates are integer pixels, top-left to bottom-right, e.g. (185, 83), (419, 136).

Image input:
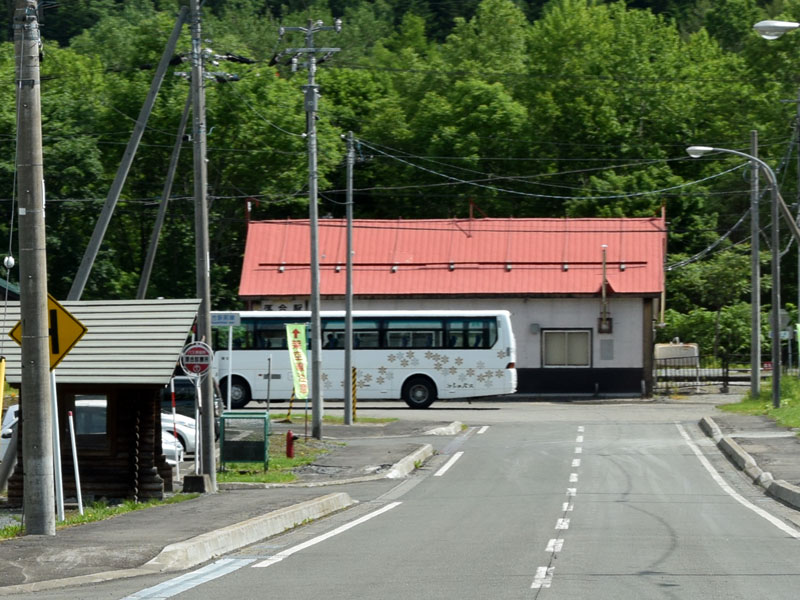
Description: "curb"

(699, 416), (800, 510)
(0, 493), (354, 596)
(219, 443), (435, 490)
(423, 421), (463, 436)
(385, 444), (434, 479)
(144, 492), (355, 572)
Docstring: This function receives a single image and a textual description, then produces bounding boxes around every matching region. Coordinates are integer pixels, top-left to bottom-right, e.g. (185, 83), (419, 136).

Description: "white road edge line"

(434, 451), (464, 477)
(253, 502), (403, 568)
(477, 425), (489, 434)
(122, 558), (256, 599)
(675, 423), (800, 540)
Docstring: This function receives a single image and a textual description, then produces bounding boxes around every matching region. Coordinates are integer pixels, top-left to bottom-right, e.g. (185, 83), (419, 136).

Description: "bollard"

(286, 429), (299, 458)
(352, 366), (357, 422)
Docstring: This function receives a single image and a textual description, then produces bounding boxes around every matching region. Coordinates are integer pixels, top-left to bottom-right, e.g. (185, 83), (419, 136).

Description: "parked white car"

(161, 410), (197, 455)
(161, 430), (184, 466)
(73, 398), (197, 456)
(1, 405), (19, 462)
(3, 403), (186, 468)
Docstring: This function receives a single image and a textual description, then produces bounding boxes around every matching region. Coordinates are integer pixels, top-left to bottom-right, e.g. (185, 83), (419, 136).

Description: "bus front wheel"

(402, 376), (436, 409)
(224, 377), (251, 409)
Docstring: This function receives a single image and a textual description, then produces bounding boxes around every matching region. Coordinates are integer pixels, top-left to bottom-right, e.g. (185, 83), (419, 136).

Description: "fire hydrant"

(286, 430), (299, 458)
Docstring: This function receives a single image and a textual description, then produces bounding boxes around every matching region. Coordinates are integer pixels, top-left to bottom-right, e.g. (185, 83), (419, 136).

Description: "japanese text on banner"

(286, 323), (309, 399)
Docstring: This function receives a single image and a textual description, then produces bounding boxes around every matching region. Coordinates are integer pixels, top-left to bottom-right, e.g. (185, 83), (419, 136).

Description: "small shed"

(0, 298), (200, 504)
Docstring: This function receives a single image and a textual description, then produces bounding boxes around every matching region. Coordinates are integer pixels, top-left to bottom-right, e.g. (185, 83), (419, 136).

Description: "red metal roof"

(239, 217), (666, 298)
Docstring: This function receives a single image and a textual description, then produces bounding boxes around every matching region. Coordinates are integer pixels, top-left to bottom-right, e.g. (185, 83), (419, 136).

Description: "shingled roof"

(239, 217), (666, 299)
(0, 298), (200, 386)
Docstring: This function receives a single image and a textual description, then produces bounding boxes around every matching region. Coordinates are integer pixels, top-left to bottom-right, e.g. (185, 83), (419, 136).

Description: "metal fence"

(653, 353), (762, 395)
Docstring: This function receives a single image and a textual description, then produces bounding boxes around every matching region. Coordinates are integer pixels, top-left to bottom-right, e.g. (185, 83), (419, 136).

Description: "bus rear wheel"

(224, 377), (251, 409)
(403, 376), (436, 409)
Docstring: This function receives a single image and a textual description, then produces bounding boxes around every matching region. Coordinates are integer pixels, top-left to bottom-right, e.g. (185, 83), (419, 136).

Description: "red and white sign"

(180, 341), (213, 377)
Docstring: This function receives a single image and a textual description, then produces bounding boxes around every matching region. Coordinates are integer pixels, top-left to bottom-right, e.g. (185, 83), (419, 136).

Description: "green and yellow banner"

(286, 324), (309, 399)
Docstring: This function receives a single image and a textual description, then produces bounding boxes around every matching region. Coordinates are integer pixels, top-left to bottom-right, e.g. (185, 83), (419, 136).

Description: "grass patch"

(720, 377), (800, 430)
(0, 494), (199, 540)
(217, 432), (330, 484)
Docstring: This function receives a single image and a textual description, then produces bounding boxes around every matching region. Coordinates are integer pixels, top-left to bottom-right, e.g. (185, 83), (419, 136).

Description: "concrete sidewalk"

(700, 413), (800, 510)
(0, 419), (456, 595)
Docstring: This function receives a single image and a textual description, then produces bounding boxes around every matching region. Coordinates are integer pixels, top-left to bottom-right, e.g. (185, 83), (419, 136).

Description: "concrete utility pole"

(189, 0), (216, 487)
(68, 7), (187, 301)
(750, 131), (761, 398)
(14, 0), (55, 536)
(279, 18), (342, 439)
(344, 131), (354, 425)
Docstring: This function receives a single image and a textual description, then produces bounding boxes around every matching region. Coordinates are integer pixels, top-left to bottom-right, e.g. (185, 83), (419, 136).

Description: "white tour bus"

(211, 309), (517, 409)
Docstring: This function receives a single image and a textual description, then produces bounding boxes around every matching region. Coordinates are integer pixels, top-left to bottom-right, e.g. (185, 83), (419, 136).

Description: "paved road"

(27, 399), (800, 600)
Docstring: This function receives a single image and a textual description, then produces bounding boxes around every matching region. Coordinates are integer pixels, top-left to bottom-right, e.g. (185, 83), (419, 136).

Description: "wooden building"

(0, 298), (199, 504)
(238, 217), (667, 396)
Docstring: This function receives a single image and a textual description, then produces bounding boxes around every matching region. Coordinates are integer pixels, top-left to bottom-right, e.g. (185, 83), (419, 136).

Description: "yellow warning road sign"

(8, 294), (88, 370)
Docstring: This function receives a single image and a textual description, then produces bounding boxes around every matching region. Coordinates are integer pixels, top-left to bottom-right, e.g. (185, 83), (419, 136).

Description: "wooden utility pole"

(190, 0), (216, 488)
(14, 0), (55, 535)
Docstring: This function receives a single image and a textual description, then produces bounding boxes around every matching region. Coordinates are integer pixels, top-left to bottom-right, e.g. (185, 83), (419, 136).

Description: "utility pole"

(344, 131), (354, 425)
(279, 18), (342, 439)
(750, 130), (761, 397)
(14, 0), (55, 535)
(190, 0), (215, 487)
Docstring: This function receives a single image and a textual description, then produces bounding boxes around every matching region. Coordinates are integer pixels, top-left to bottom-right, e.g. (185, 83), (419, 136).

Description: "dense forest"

(2, 0), (800, 355)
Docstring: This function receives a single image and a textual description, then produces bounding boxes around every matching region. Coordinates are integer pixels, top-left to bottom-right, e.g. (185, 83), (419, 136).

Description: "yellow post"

(352, 366), (357, 422)
(279, 388), (294, 423)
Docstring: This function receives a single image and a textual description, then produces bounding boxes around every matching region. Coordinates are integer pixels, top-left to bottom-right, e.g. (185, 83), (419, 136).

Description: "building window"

(543, 330), (591, 367)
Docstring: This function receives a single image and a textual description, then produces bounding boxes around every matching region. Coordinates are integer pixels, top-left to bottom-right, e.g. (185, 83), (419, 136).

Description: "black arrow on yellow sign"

(8, 294), (88, 370)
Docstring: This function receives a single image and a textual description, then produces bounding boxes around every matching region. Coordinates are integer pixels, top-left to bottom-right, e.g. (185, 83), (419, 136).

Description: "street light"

(686, 146), (782, 408)
(753, 20), (800, 40)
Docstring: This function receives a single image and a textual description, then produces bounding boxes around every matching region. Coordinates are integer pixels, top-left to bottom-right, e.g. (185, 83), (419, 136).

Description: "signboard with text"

(179, 341), (213, 377)
(286, 323), (309, 399)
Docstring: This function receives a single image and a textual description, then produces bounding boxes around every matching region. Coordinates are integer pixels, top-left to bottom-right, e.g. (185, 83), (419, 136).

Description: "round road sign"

(179, 341), (213, 378)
